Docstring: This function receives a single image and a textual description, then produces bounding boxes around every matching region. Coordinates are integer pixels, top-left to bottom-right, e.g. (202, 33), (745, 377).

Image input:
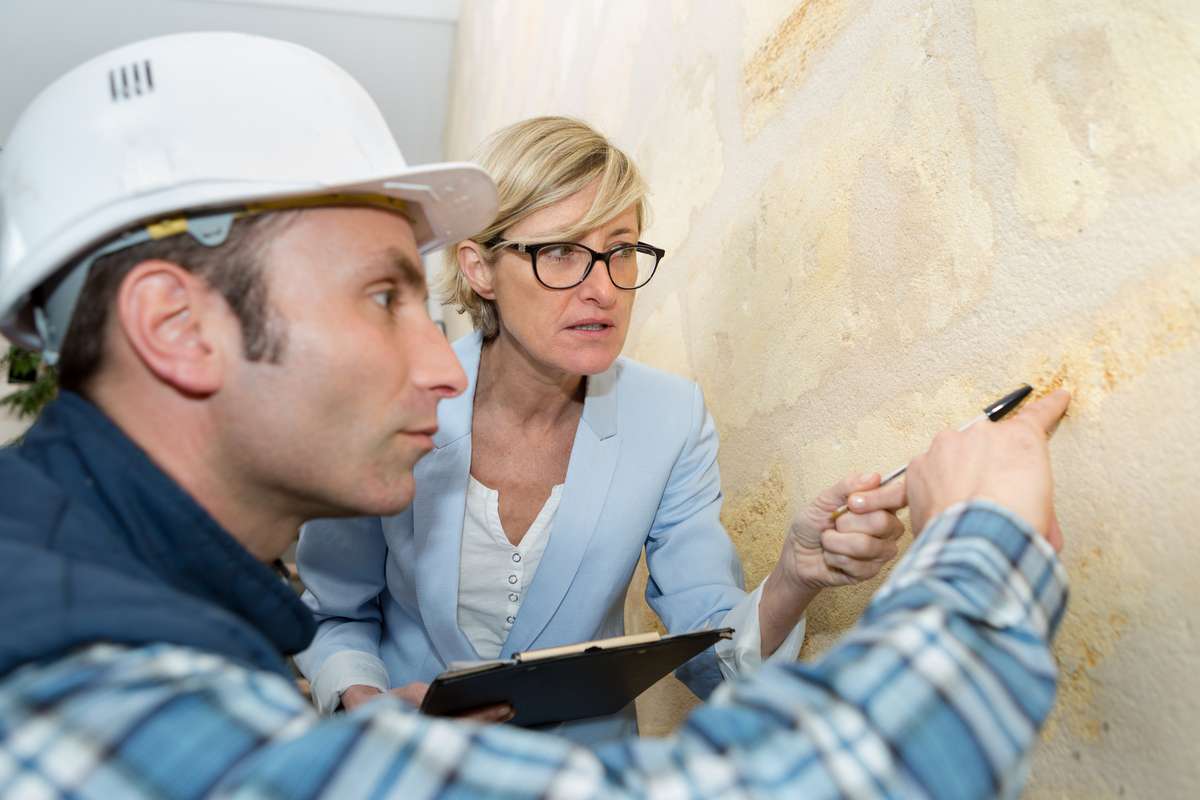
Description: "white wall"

(447, 2), (1200, 795)
(0, 0), (458, 163)
(0, 0), (460, 436)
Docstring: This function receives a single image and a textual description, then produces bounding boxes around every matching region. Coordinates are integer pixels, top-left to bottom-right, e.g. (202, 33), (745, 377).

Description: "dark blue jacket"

(0, 392), (315, 678)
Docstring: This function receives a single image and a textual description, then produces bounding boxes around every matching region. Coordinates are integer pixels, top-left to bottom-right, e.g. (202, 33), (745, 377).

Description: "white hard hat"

(0, 31), (497, 356)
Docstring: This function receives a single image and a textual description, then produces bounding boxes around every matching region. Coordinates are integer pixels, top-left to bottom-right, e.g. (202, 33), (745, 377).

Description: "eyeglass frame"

(484, 236), (665, 290)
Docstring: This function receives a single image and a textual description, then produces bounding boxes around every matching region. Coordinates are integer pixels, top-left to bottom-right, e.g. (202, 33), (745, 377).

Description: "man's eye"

(371, 290), (396, 309)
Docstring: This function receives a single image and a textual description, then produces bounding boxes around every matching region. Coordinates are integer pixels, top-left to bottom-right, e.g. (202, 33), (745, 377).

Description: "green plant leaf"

(1, 345), (57, 421)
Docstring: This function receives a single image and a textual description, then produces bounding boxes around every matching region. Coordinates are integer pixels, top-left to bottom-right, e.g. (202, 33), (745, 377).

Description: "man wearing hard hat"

(0, 32), (1072, 799)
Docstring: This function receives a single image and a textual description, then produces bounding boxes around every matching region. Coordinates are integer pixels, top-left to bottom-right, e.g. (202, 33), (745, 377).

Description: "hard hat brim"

(0, 160), (498, 350)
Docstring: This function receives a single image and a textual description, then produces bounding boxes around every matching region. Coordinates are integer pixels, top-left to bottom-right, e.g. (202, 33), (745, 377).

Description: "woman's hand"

(339, 682), (515, 724)
(758, 473), (907, 657)
(780, 472), (907, 590)
(339, 683), (385, 712)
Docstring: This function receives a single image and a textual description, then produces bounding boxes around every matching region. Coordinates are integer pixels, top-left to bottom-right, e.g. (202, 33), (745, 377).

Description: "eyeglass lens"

(535, 244), (657, 289)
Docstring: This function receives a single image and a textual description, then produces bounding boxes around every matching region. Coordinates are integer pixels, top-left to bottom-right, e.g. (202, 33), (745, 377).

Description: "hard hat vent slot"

(108, 61), (155, 102)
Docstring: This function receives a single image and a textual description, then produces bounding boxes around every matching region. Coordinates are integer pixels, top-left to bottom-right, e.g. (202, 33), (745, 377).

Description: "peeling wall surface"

(444, 1), (1199, 795)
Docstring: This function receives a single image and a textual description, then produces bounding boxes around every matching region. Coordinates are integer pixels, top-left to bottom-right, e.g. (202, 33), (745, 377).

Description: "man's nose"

(411, 316), (467, 398)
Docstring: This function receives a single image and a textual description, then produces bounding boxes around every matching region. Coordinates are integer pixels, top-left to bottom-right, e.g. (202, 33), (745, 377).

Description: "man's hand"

(340, 682), (514, 723)
(781, 472), (907, 589)
(906, 389), (1070, 549)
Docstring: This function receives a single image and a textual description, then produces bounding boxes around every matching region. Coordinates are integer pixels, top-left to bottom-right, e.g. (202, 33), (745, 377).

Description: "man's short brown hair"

(56, 211), (294, 392)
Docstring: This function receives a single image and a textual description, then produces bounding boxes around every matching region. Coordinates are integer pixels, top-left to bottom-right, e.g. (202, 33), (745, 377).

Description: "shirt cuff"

(880, 499), (1069, 639)
(308, 650), (390, 715)
(715, 581), (806, 681)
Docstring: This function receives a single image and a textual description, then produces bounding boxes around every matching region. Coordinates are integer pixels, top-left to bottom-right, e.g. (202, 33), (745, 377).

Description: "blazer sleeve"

(643, 381), (749, 700)
(293, 516), (391, 713)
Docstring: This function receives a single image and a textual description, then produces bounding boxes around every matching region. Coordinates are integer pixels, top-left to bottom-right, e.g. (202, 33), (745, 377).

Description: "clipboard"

(419, 628), (733, 727)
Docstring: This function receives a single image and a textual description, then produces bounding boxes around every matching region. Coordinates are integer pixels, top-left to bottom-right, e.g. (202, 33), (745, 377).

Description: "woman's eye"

(371, 290), (396, 309)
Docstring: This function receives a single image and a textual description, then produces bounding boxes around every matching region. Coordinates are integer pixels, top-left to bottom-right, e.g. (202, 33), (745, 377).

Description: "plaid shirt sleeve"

(0, 500), (1067, 799)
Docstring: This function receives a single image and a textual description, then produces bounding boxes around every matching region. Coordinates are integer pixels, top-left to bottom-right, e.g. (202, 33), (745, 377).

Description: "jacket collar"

(436, 330), (619, 449)
(32, 392), (316, 659)
(415, 331), (621, 664)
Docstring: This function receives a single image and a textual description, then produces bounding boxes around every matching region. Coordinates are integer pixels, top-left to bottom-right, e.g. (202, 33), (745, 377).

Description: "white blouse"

(312, 478), (805, 714)
(457, 476), (805, 673)
(457, 476), (562, 658)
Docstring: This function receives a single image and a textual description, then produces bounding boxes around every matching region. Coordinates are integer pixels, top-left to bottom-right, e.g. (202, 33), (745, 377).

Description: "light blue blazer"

(296, 331), (749, 746)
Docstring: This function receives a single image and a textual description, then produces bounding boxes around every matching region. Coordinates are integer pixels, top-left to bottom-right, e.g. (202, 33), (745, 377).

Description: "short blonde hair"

(436, 116), (648, 339)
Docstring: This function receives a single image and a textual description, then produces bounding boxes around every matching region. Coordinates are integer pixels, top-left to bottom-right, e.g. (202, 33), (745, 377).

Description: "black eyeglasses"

(486, 238), (665, 290)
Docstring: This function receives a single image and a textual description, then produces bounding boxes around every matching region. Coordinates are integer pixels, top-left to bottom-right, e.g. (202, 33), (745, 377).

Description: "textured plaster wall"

(444, 2), (1200, 795)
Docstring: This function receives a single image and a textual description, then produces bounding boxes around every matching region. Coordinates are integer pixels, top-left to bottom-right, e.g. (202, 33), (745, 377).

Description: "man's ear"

(113, 260), (228, 396)
(457, 241), (496, 300)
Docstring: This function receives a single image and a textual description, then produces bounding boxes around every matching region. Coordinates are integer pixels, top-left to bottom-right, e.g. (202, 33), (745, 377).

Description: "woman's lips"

(567, 320), (615, 335)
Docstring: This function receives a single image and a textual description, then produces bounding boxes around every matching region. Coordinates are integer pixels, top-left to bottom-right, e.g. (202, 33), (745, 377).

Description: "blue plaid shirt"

(0, 501), (1067, 799)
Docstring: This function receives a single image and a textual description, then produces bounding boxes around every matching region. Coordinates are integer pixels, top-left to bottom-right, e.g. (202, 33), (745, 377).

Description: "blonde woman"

(296, 117), (906, 745)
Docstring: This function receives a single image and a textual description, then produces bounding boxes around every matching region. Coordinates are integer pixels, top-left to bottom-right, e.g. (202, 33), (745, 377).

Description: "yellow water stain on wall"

(690, 37), (995, 431)
(789, 376), (981, 503)
(719, 466), (793, 588)
(1009, 264), (1198, 747)
(742, 0), (864, 138)
(1021, 260), (1200, 416)
(683, 213), (822, 431)
(974, 0), (1200, 236)
(1045, 537), (1139, 743)
(844, 86), (994, 344)
(772, 264), (1198, 676)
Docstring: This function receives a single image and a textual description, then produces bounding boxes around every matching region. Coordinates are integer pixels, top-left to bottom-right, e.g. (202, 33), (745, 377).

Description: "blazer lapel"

(412, 440), (477, 665)
(500, 362), (621, 657)
(412, 332), (483, 666)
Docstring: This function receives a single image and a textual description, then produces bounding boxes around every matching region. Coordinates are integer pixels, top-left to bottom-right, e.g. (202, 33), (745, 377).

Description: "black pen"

(830, 384), (1034, 520)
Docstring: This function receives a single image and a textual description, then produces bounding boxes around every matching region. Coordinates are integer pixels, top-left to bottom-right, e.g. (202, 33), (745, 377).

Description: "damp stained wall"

(443, 1), (1200, 795)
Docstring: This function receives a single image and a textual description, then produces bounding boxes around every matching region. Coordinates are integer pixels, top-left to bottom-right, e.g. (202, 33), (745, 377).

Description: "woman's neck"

(475, 331), (585, 429)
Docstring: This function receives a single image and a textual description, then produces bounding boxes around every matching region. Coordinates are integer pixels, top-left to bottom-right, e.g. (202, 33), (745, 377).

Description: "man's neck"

(475, 332), (586, 430)
(88, 384), (300, 563)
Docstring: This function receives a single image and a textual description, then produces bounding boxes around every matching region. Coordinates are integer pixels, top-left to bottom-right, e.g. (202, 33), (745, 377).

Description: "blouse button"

(512, 553), (522, 563)
(508, 574), (518, 585)
(506, 615), (515, 624)
(509, 592), (519, 602)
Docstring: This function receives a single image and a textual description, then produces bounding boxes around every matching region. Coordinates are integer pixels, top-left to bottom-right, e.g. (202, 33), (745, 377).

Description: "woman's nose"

(577, 258), (618, 305)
